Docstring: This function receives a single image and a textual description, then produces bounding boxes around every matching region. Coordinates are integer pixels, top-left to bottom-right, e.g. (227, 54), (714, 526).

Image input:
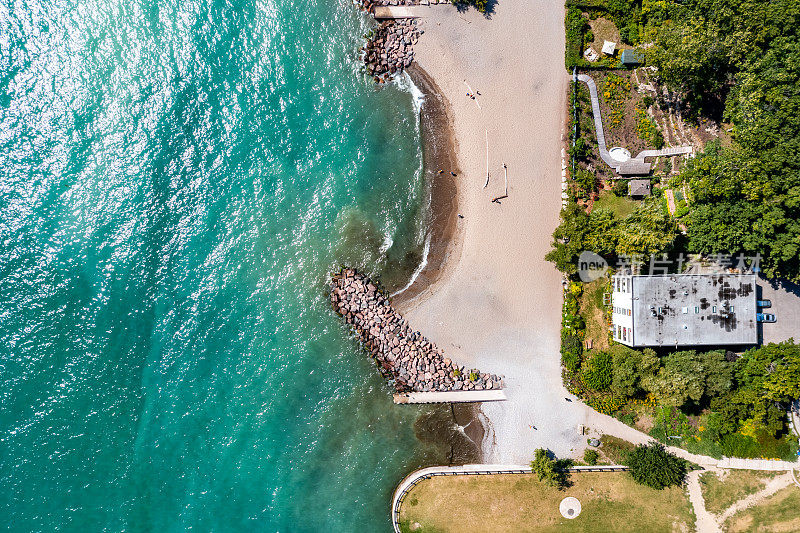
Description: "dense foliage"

(568, 341), (800, 459)
(646, 0), (800, 282)
(626, 443), (687, 490)
(559, 0), (800, 282)
(546, 199), (675, 275)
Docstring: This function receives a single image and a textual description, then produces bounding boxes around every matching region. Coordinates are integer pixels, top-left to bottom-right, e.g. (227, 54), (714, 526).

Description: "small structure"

(601, 40), (616, 56)
(611, 273), (758, 347)
(628, 179), (651, 197)
(621, 48), (644, 66)
(559, 497), (582, 519)
(583, 47), (599, 62)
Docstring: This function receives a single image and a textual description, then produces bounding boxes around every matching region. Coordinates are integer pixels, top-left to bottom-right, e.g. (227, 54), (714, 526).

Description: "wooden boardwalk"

(576, 73), (692, 176)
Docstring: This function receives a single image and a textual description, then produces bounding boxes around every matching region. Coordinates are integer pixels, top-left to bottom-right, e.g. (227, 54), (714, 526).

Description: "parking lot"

(757, 276), (800, 345)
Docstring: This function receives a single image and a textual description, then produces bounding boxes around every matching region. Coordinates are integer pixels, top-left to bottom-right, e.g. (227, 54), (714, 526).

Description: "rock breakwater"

(331, 268), (504, 393)
(359, 19), (421, 83)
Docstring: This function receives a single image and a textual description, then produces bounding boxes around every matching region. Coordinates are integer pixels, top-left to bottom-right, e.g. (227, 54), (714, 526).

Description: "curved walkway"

(575, 73), (692, 176)
(391, 464), (628, 533)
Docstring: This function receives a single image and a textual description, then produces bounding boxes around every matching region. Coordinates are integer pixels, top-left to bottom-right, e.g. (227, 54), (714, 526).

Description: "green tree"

(611, 346), (660, 398)
(626, 443), (687, 490)
(615, 201), (677, 261)
(701, 350), (734, 398)
(530, 448), (571, 489)
(649, 350), (706, 407)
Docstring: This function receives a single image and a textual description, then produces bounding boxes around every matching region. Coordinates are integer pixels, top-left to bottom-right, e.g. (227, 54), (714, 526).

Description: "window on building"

(695, 306), (699, 313)
(712, 305), (717, 313)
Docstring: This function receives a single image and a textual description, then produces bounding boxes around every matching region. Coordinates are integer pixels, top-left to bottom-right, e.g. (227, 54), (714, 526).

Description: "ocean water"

(0, 1), (443, 530)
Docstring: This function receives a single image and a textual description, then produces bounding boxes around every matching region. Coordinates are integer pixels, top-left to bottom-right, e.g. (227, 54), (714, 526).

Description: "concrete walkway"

(391, 464), (628, 533)
(394, 389), (507, 403)
(575, 73), (692, 176)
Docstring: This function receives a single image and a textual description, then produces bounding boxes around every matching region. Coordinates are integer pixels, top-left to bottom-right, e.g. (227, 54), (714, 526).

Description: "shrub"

(582, 351), (613, 391)
(626, 443), (688, 490)
(574, 167), (597, 197)
(531, 448), (571, 489)
(612, 179), (629, 197)
(450, 0), (487, 13)
(561, 331), (583, 372)
(571, 137), (590, 160)
(642, 95), (654, 108)
(583, 448), (599, 465)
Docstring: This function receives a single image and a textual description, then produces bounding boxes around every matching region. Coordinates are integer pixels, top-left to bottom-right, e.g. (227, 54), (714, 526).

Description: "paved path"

(394, 389), (507, 403)
(576, 74), (617, 170)
(575, 73), (692, 176)
(391, 464), (628, 533)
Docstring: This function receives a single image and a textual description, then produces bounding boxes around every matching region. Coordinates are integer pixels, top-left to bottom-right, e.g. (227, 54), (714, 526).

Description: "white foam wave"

(390, 229), (431, 298)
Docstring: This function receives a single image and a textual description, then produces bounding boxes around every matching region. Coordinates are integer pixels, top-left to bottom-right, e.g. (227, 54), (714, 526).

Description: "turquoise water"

(0, 1), (443, 530)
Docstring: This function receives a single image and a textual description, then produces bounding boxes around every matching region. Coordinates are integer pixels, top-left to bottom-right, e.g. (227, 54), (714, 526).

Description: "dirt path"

(686, 470), (722, 533)
(717, 472), (795, 524)
(665, 188), (676, 215)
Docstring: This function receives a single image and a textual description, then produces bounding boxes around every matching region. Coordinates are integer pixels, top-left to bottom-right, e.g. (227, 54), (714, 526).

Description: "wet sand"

(391, 64), (463, 304)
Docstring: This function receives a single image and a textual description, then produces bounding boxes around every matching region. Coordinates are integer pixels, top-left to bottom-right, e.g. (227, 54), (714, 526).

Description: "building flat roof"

(627, 274), (758, 347)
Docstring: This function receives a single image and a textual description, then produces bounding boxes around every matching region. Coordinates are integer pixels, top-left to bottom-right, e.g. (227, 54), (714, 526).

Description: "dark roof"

(628, 179), (651, 196)
(621, 49), (644, 65)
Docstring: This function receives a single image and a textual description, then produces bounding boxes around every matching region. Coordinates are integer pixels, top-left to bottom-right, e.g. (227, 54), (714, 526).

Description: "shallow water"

(0, 1), (442, 530)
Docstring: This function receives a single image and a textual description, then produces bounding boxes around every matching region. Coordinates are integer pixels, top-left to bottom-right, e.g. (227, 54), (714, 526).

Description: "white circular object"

(609, 147), (631, 162)
(559, 496), (582, 519)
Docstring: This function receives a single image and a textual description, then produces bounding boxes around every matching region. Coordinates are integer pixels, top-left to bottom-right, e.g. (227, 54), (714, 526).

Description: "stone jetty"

(359, 18), (421, 83)
(331, 268), (504, 393)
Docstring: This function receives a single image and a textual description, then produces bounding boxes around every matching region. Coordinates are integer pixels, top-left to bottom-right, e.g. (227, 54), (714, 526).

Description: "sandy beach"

(396, 0), (595, 462)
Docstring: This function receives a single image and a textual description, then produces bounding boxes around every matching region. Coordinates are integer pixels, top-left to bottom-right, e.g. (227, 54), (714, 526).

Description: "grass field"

(593, 190), (639, 218)
(698, 470), (782, 515)
(579, 278), (609, 351)
(725, 483), (800, 532)
(597, 435), (635, 465)
(399, 472), (694, 533)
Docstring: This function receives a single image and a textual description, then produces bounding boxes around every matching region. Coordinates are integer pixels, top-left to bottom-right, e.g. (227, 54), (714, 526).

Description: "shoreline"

(391, 64), (463, 305)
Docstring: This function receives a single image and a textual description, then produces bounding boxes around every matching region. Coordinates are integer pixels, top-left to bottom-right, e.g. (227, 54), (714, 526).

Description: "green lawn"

(725, 484), (800, 532)
(698, 470), (782, 515)
(399, 471), (694, 533)
(593, 190), (639, 218)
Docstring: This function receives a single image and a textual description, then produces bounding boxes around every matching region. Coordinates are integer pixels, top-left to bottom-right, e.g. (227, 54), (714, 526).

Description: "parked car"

(757, 299), (772, 308)
(757, 313), (777, 323)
